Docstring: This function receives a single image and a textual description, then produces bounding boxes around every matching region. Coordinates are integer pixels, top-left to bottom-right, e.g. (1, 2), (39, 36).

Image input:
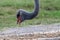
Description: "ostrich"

(17, 0), (39, 24)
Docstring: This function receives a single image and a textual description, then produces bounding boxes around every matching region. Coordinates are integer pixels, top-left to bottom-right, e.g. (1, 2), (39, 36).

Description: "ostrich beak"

(17, 16), (22, 24)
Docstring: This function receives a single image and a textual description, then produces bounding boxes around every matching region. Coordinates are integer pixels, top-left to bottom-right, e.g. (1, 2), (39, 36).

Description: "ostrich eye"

(17, 14), (20, 18)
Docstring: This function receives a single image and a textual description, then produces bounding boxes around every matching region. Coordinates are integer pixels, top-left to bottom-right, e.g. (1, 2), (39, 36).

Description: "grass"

(0, 0), (60, 28)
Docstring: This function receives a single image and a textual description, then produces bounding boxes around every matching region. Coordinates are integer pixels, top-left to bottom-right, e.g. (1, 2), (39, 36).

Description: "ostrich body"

(17, 0), (39, 24)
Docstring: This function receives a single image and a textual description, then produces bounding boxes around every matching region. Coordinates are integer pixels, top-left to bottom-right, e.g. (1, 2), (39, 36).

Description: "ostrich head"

(16, 10), (24, 24)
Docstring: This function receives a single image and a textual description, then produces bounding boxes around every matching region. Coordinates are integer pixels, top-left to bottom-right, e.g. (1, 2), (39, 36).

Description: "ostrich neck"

(33, 0), (39, 16)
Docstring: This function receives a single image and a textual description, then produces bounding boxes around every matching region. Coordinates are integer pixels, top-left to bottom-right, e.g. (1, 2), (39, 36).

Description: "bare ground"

(0, 23), (60, 40)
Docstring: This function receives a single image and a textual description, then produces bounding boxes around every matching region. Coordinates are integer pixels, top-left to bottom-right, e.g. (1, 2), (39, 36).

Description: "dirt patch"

(0, 23), (60, 40)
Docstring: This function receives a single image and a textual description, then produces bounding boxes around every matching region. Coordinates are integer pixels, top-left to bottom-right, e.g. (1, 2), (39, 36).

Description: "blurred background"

(0, 0), (60, 28)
